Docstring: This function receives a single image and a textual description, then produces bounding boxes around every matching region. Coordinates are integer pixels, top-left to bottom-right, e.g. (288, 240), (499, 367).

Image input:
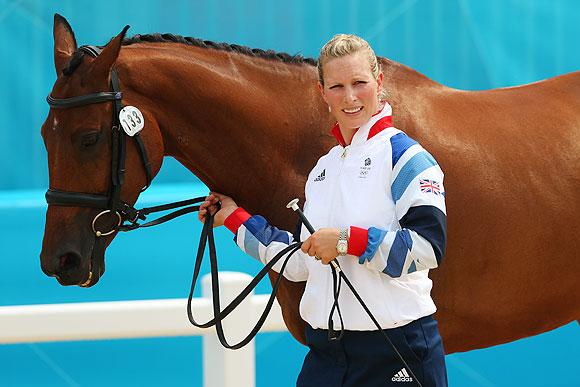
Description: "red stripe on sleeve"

(224, 207), (251, 234)
(348, 226), (368, 257)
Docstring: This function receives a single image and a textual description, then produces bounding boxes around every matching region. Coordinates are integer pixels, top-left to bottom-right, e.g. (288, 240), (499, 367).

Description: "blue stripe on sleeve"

(399, 205), (447, 264)
(244, 215), (290, 246)
(359, 227), (388, 264)
(243, 230), (260, 258)
(383, 229), (413, 277)
(391, 151), (437, 202)
(390, 132), (418, 168)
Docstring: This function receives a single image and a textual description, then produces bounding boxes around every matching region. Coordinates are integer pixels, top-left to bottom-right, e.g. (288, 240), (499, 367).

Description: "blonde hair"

(317, 34), (381, 86)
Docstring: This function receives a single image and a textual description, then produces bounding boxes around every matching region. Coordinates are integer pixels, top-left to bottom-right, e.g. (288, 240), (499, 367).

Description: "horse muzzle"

(40, 243), (104, 287)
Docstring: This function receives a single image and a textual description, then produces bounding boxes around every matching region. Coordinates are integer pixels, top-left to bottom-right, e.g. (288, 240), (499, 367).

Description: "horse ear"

(53, 14), (77, 75)
(90, 25), (130, 80)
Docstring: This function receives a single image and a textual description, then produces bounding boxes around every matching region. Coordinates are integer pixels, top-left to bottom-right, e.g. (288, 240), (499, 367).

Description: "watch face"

(337, 241), (348, 254)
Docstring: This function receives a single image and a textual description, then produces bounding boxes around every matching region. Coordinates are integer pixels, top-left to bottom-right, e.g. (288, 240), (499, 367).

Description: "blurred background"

(0, 0), (578, 386)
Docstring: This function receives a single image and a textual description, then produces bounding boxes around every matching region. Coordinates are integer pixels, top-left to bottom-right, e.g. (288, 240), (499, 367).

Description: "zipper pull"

(341, 148), (348, 159)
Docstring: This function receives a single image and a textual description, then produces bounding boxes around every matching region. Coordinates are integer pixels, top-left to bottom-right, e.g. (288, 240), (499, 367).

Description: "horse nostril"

(58, 253), (81, 273)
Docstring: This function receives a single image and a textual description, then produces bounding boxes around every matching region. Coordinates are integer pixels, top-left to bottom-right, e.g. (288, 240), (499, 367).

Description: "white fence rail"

(0, 272), (287, 387)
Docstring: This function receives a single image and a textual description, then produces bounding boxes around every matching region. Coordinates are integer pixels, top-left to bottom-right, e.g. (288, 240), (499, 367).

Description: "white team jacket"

(225, 102), (447, 330)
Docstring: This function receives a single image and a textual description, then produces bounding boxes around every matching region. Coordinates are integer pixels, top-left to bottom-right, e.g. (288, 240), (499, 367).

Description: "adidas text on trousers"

(296, 315), (447, 387)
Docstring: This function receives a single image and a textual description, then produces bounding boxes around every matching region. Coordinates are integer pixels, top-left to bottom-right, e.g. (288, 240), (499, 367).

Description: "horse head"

(40, 15), (163, 287)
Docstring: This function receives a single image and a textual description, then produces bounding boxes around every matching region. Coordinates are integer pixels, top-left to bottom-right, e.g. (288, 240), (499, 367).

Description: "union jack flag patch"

(419, 179), (442, 195)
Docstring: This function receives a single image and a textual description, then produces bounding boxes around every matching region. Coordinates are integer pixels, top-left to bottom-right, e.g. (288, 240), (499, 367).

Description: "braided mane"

(123, 33), (317, 66)
(62, 33), (317, 76)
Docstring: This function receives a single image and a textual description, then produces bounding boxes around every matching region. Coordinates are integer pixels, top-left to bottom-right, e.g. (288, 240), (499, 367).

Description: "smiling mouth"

(343, 106), (363, 114)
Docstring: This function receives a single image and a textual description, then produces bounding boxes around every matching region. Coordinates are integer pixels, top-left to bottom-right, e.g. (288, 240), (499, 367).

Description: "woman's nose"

(344, 87), (357, 103)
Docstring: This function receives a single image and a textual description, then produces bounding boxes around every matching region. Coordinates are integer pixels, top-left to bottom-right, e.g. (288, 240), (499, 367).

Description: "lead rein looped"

(117, 196), (304, 349)
(119, 195), (422, 386)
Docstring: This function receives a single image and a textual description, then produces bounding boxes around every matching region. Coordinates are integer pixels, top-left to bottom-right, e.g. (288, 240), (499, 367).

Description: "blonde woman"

(200, 34), (448, 386)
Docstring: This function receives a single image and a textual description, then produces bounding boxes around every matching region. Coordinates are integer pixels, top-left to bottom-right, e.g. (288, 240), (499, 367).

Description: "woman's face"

(319, 51), (383, 131)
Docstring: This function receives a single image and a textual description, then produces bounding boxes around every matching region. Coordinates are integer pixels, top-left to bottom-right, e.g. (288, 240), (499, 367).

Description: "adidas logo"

(313, 169), (326, 182)
(391, 368), (413, 382)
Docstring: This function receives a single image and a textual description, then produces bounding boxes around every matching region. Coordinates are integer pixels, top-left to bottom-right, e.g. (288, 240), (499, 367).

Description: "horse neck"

(116, 43), (332, 227)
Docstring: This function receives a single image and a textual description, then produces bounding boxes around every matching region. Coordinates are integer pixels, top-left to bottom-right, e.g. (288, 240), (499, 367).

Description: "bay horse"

(40, 14), (580, 354)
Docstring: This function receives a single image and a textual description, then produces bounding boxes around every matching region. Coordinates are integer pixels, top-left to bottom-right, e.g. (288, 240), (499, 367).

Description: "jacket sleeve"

(224, 208), (309, 282)
(349, 132), (447, 278)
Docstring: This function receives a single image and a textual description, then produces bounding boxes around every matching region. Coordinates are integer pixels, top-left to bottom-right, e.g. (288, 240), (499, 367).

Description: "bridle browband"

(46, 90), (122, 109)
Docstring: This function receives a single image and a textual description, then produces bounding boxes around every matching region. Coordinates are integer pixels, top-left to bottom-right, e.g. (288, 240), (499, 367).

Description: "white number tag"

(119, 106), (145, 136)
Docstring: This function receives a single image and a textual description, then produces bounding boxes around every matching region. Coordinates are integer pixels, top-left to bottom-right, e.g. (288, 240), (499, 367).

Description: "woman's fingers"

(198, 197), (220, 223)
(209, 192), (238, 208)
(301, 238), (319, 258)
(299, 230), (340, 263)
(198, 192), (239, 228)
(308, 245), (317, 257)
(300, 238), (311, 255)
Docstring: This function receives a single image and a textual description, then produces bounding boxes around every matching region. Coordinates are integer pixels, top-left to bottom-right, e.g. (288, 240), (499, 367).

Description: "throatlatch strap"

(118, 126), (127, 187)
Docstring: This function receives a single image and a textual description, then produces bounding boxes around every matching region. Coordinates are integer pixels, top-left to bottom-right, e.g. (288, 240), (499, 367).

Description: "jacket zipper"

(324, 145), (348, 326)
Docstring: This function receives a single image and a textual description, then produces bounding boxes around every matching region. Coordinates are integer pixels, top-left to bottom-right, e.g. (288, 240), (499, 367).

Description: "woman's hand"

(300, 228), (341, 265)
(198, 192), (238, 228)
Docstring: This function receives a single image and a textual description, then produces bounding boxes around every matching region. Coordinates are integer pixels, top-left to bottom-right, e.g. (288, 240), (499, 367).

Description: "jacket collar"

(330, 102), (393, 147)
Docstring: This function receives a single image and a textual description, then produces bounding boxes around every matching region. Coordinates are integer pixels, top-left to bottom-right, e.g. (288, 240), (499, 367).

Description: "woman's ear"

(377, 72), (384, 95)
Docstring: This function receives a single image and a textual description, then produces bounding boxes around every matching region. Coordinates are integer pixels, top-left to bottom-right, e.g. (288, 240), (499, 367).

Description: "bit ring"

(92, 210), (122, 236)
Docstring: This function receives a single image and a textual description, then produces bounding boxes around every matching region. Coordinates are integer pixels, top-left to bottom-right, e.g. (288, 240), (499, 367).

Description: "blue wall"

(1, 0), (579, 190)
(0, 1), (578, 386)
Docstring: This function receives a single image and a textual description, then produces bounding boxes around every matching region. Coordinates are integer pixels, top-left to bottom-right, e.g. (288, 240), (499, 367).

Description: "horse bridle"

(46, 45), (153, 285)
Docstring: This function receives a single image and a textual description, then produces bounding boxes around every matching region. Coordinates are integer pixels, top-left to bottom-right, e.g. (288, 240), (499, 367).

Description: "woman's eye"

(329, 84), (342, 89)
(81, 132), (100, 147)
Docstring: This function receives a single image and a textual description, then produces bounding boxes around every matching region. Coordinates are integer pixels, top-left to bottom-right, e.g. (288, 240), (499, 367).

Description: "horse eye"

(80, 132), (101, 147)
